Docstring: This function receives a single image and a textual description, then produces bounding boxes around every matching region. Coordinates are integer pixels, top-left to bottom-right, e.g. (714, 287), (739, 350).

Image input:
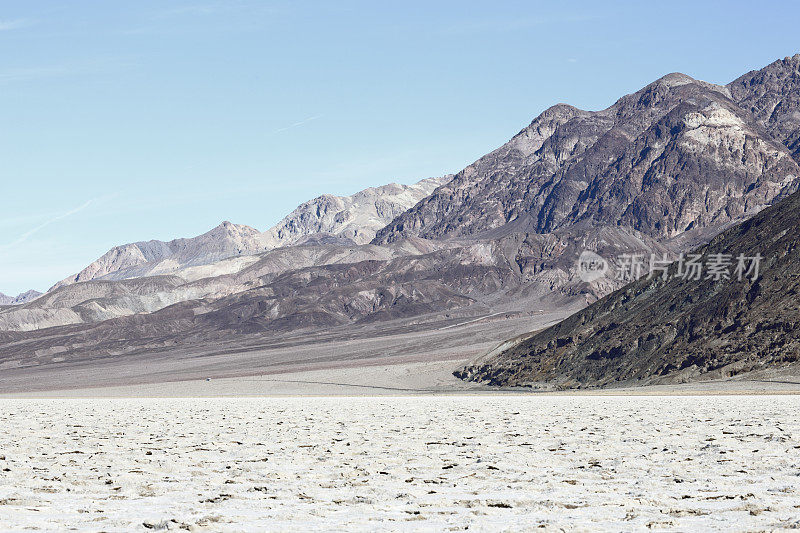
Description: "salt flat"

(0, 396), (798, 531)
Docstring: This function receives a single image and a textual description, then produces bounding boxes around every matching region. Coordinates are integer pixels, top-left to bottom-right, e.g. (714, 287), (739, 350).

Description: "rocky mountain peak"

(206, 221), (260, 238)
(651, 72), (696, 88)
(260, 175), (451, 247)
(4, 54), (800, 360)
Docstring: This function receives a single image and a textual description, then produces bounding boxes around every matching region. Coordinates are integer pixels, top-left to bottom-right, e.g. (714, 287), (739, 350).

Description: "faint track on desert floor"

(237, 377), (445, 393)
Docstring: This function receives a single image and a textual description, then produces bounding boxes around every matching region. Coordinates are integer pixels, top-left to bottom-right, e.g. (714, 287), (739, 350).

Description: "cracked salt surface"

(0, 396), (798, 531)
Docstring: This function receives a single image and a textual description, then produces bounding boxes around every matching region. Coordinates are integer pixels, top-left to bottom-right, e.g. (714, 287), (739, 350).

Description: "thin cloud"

(156, 2), (280, 18)
(158, 4), (221, 17)
(0, 56), (137, 85)
(122, 2), (282, 35)
(439, 13), (602, 36)
(0, 65), (71, 84)
(274, 114), (323, 133)
(0, 18), (31, 31)
(0, 199), (96, 250)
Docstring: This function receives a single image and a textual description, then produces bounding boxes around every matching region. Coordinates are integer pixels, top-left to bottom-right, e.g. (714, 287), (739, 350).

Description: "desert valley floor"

(0, 312), (576, 396)
(1, 396), (799, 531)
(2, 310), (800, 398)
(2, 313), (800, 531)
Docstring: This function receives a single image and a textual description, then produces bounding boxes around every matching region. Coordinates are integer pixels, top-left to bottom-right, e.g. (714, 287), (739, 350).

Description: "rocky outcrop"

(261, 176), (450, 247)
(729, 54), (800, 160)
(456, 188), (800, 388)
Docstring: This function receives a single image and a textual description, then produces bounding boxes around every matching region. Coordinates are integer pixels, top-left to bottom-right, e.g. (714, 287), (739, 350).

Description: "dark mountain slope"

(456, 188), (800, 389)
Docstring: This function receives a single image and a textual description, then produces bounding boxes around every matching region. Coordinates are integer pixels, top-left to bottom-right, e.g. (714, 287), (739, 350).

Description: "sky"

(1, 0), (799, 295)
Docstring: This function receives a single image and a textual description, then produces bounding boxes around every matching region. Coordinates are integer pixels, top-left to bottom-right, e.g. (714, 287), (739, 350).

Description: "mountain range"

(50, 176), (448, 291)
(2, 54), (799, 388)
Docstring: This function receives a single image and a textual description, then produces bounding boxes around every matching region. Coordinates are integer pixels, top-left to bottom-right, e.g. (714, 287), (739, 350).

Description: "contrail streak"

(0, 199), (96, 250)
(273, 114), (322, 133)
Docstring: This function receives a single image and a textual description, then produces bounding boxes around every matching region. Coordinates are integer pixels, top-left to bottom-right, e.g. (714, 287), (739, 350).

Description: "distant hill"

(0, 290), (42, 306)
(49, 176), (450, 291)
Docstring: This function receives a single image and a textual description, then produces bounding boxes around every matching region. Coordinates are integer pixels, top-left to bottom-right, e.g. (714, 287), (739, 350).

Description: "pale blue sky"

(1, 0), (798, 294)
